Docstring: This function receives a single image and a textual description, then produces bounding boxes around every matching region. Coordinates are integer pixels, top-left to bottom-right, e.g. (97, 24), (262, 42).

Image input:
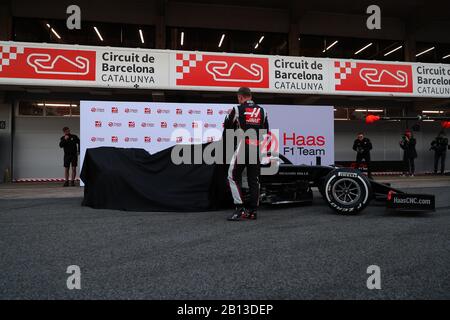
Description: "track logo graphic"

(27, 54), (90, 75)
(206, 61), (263, 83)
(0, 45), (96, 80)
(175, 53), (269, 88)
(359, 68), (408, 88)
(334, 61), (413, 93)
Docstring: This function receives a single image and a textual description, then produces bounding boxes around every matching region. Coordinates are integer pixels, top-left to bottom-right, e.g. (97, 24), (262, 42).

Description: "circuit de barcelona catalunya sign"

(1, 41), (450, 98)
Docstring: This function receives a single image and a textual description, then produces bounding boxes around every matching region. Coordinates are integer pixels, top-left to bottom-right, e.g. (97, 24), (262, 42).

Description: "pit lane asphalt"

(0, 186), (449, 299)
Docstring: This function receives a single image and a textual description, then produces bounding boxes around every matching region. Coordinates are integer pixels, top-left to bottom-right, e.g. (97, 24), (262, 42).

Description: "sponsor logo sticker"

(141, 122), (154, 128)
(108, 121), (122, 127)
(337, 172), (358, 178)
(125, 108), (138, 113)
(91, 107), (105, 113)
(157, 108), (170, 114)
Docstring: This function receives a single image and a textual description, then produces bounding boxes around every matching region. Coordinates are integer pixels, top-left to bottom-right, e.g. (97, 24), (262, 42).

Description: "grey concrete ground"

(0, 178), (449, 299)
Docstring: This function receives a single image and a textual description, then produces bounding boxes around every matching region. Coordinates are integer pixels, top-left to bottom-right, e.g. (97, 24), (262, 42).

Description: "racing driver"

(224, 87), (269, 221)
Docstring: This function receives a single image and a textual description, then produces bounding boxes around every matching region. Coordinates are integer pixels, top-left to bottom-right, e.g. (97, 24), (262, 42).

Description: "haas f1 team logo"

(175, 53), (269, 88)
(244, 107), (262, 125)
(334, 61), (413, 93)
(0, 45), (95, 81)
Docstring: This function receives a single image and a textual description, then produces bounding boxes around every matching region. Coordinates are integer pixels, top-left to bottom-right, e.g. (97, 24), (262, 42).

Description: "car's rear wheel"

(322, 168), (372, 215)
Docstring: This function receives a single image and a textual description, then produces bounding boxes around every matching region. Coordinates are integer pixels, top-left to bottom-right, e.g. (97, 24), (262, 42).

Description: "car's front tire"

(322, 168), (372, 215)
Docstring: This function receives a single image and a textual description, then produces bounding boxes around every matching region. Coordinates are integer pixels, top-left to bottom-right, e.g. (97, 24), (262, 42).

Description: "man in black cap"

(352, 132), (373, 179)
(400, 129), (417, 177)
(430, 130), (448, 174)
(224, 87), (269, 221)
(59, 126), (80, 186)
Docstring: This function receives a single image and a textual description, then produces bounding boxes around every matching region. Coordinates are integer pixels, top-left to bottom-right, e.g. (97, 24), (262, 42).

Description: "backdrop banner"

(1, 41), (450, 98)
(80, 101), (334, 183)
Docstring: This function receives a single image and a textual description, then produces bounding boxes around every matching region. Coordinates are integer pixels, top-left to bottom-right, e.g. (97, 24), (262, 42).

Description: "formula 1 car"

(81, 145), (435, 214)
(253, 155), (435, 215)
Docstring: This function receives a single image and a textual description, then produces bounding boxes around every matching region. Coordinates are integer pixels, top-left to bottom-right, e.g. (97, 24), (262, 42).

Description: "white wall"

(13, 116), (80, 179)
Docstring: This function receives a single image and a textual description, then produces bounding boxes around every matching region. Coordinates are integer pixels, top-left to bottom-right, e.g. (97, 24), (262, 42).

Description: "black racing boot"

(70, 180), (76, 187)
(63, 181), (69, 187)
(227, 207), (246, 221)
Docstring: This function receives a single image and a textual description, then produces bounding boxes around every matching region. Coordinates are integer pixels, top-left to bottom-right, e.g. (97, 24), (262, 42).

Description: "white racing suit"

(224, 100), (269, 211)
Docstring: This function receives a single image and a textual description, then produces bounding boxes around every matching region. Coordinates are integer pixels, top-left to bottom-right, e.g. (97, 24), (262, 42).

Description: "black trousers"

(228, 144), (260, 211)
(356, 152), (372, 178)
(434, 152), (446, 173)
(404, 157), (415, 175)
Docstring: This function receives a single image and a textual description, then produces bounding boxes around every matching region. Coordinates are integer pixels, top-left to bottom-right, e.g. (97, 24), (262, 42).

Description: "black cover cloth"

(81, 144), (232, 212)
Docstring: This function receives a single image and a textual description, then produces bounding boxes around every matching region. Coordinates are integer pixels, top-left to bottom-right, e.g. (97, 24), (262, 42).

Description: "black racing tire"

(322, 168), (372, 215)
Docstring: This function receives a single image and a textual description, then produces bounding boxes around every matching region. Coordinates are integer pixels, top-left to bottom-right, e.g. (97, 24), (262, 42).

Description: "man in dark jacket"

(399, 129), (417, 176)
(430, 131), (448, 174)
(59, 126), (80, 186)
(224, 87), (269, 221)
(352, 132), (373, 179)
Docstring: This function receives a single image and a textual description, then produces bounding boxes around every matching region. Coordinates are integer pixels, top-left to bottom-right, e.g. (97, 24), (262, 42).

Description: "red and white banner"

(0, 44), (96, 81)
(1, 41), (450, 98)
(0, 42), (169, 89)
(334, 61), (413, 94)
(174, 52), (269, 88)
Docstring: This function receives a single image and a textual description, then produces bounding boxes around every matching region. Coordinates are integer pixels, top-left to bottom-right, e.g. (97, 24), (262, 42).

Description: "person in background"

(399, 129), (417, 177)
(352, 132), (373, 179)
(430, 130), (448, 175)
(59, 127), (80, 187)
